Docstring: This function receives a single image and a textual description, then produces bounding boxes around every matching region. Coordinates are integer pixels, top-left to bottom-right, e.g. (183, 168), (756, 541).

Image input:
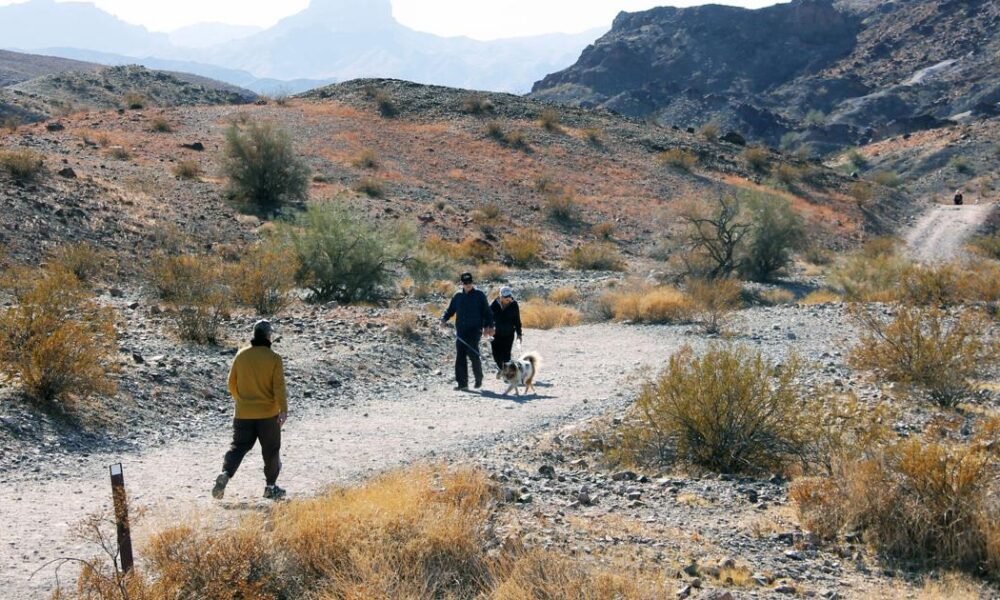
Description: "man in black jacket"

(441, 272), (494, 390)
(490, 286), (522, 371)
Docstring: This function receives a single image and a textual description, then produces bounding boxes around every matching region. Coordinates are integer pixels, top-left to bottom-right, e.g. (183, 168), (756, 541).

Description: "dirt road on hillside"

(904, 202), (995, 263)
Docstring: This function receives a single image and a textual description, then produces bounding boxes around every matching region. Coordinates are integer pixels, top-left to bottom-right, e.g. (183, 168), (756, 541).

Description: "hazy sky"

(0, 0), (783, 38)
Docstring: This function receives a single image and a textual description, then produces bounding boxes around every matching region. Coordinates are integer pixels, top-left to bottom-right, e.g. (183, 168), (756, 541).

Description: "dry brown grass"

(591, 221), (615, 240)
(0, 149), (44, 181)
(149, 116), (172, 133)
(353, 177), (385, 198)
(548, 286), (580, 305)
(48, 242), (114, 285)
(520, 300), (582, 329)
(658, 148), (698, 172)
(687, 278), (742, 333)
(758, 288), (796, 306)
(476, 263), (509, 282)
(172, 159), (202, 179)
(538, 108), (564, 133)
(800, 289), (841, 305)
(599, 285), (694, 324)
(148, 253), (231, 344)
(232, 242), (299, 316)
(352, 148), (379, 170)
(502, 230), (545, 267)
(742, 146), (770, 171)
(565, 242), (626, 271)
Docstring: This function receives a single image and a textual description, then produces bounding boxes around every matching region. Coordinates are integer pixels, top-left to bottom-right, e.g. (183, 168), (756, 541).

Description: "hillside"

(532, 0), (1000, 156)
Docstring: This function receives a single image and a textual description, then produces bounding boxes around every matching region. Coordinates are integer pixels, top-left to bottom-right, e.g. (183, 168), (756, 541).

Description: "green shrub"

(564, 243), (626, 271)
(612, 346), (811, 473)
(849, 306), (997, 406)
(223, 121), (310, 216)
(950, 156), (973, 175)
(0, 149), (44, 182)
(0, 266), (117, 405)
(969, 234), (1000, 261)
(282, 202), (418, 304)
(803, 110), (826, 126)
(772, 163), (801, 186)
(872, 170), (902, 188)
(846, 149), (868, 170)
(739, 193), (805, 282)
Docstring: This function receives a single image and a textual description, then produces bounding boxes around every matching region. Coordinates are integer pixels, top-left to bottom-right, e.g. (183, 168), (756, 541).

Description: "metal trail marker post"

(109, 463), (134, 573)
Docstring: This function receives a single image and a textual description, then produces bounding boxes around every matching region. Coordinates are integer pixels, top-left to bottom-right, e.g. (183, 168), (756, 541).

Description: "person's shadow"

(476, 388), (554, 403)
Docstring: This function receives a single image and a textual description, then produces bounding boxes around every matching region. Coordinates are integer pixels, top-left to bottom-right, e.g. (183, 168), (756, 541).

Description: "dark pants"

(455, 329), (484, 387)
(491, 333), (516, 370)
(222, 416), (281, 486)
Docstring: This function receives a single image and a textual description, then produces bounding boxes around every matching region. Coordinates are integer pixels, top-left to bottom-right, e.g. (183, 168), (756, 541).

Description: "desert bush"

(739, 193), (805, 281)
(803, 244), (834, 266)
(503, 129), (529, 150)
(545, 191), (581, 226)
(849, 305), (997, 406)
(591, 222), (614, 240)
(564, 242), (626, 271)
(583, 127), (604, 146)
(0, 149), (44, 182)
(48, 243), (113, 285)
(800, 289), (841, 305)
(533, 173), (558, 194)
(149, 254), (230, 344)
(772, 163), (802, 187)
(502, 229), (545, 267)
(107, 146), (131, 161)
(519, 300), (581, 329)
(828, 245), (909, 302)
(757, 288), (796, 306)
(687, 278), (742, 333)
(460, 94), (493, 115)
(612, 345), (811, 473)
(352, 148), (379, 170)
(472, 202), (502, 223)
(950, 156), (973, 175)
(969, 234), (1000, 261)
(353, 177), (385, 198)
(658, 148), (698, 172)
(792, 431), (1000, 577)
(678, 195), (751, 279)
(898, 262), (965, 307)
(548, 286), (579, 305)
(475, 263), (508, 282)
(804, 109), (826, 126)
(372, 90), (398, 117)
(388, 310), (423, 341)
(600, 286), (694, 324)
(486, 120), (505, 140)
(283, 201), (418, 304)
(149, 116), (172, 133)
(742, 146), (770, 171)
(872, 170), (902, 188)
(223, 120), (310, 216)
(699, 122), (720, 142)
(0, 266), (117, 405)
(232, 242), (299, 316)
(172, 160), (202, 179)
(2, 116), (21, 132)
(122, 91), (145, 109)
(847, 181), (874, 204)
(846, 149), (868, 170)
(538, 108), (563, 133)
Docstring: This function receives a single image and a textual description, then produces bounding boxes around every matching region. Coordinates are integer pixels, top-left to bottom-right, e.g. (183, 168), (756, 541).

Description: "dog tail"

(522, 351), (541, 370)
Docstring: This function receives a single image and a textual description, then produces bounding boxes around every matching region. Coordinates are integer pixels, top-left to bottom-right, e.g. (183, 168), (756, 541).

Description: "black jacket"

(442, 288), (493, 332)
(490, 299), (522, 337)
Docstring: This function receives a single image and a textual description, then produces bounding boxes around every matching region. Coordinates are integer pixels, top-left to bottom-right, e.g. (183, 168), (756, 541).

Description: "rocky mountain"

(532, 0), (1000, 155)
(0, 0), (599, 94)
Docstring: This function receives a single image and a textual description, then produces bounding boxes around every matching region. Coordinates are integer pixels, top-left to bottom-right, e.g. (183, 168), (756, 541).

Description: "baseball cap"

(253, 319), (273, 338)
(460, 272), (474, 284)
(499, 286), (513, 298)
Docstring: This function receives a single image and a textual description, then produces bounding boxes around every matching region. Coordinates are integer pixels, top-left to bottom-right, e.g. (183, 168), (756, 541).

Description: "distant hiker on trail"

(440, 272), (494, 391)
(490, 286), (522, 371)
(954, 189), (964, 205)
(212, 319), (288, 501)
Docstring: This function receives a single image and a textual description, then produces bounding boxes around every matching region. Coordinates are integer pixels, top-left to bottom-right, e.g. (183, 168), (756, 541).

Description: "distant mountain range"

(0, 0), (602, 94)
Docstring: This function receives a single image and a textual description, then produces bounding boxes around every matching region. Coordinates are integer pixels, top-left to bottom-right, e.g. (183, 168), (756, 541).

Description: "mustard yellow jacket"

(227, 345), (288, 419)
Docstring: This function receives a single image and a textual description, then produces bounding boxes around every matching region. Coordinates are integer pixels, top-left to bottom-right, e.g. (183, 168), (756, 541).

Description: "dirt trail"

(904, 202), (995, 263)
(1, 324), (690, 598)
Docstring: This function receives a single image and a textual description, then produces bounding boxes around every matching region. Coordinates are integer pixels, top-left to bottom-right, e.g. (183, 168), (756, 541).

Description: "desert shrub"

(372, 90), (398, 117)
(772, 163), (802, 187)
(491, 550), (655, 599)
(223, 120), (310, 216)
(658, 148), (698, 171)
(828, 244), (909, 302)
(846, 149), (868, 170)
(2, 116), (21, 132)
(502, 230), (545, 267)
(612, 346), (811, 473)
(388, 310), (423, 341)
(565, 242), (626, 271)
(48, 243), (113, 285)
(122, 91), (145, 109)
(792, 430), (1000, 577)
(0, 149), (44, 182)
(519, 300), (581, 329)
(353, 177), (385, 198)
(475, 263), (508, 282)
(699, 122), (720, 141)
(739, 193), (805, 281)
(872, 170), (902, 188)
(0, 266), (117, 405)
(486, 120), (505, 140)
(149, 254), (230, 343)
(678, 195), (750, 279)
(742, 146), (770, 171)
(548, 286), (579, 305)
(533, 173), (558, 194)
(950, 156), (973, 175)
(969, 234), (1000, 261)
(283, 201), (418, 304)
(800, 289), (841, 305)
(803, 244), (834, 266)
(504, 129), (529, 150)
(172, 160), (202, 179)
(600, 286), (694, 324)
(460, 94), (493, 115)
(591, 222), (614, 240)
(582, 127), (604, 146)
(687, 277), (742, 333)
(149, 116), (172, 133)
(538, 108), (563, 133)
(804, 109), (826, 126)
(849, 306), (997, 406)
(545, 191), (581, 226)
(232, 242), (299, 316)
(472, 202), (502, 223)
(107, 146), (131, 161)
(898, 262), (965, 307)
(352, 149), (379, 170)
(847, 181), (874, 204)
(757, 288), (796, 305)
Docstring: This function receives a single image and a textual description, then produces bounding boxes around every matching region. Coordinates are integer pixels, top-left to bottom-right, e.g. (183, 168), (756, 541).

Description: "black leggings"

(491, 334), (516, 369)
(222, 416), (282, 486)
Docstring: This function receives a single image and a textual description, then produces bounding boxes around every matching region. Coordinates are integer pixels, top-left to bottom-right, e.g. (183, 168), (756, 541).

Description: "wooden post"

(109, 463), (134, 573)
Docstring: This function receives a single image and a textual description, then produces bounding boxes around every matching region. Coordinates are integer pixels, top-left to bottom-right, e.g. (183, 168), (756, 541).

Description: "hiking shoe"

(211, 472), (230, 499)
(263, 485), (286, 500)
(454, 385), (469, 391)
(474, 380), (483, 389)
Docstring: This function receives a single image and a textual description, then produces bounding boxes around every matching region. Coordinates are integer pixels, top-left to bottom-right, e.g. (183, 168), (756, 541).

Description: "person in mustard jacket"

(212, 319), (289, 500)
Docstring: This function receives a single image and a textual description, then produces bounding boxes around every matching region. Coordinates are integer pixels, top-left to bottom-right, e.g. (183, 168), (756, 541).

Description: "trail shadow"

(218, 501), (273, 512)
(476, 389), (555, 404)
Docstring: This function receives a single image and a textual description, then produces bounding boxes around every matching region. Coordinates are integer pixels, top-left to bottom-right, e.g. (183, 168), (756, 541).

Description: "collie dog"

(496, 352), (540, 396)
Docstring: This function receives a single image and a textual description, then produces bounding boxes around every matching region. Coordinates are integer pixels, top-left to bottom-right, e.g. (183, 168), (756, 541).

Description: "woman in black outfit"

(490, 286), (522, 370)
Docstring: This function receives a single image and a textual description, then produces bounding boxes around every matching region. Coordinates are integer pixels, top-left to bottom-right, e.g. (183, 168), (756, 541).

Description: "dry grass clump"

(373, 90), (398, 117)
(48, 243), (114, 285)
(582, 127), (604, 147)
(232, 243), (299, 316)
(0, 149), (44, 182)
(491, 550), (660, 599)
(472, 202), (502, 224)
(388, 310), (424, 341)
(757, 288), (796, 306)
(172, 159), (202, 179)
(502, 230), (545, 267)
(107, 146), (131, 161)
(742, 146), (770, 171)
(610, 346), (812, 473)
(353, 177), (385, 198)
(591, 222), (615, 240)
(686, 277), (742, 333)
(538, 108), (564, 133)
(599, 285), (694, 324)
(548, 286), (580, 305)
(564, 242), (626, 271)
(658, 148), (698, 172)
(486, 121), (530, 150)
(476, 263), (509, 282)
(0, 266), (117, 406)
(122, 91), (146, 109)
(544, 190), (581, 226)
(149, 116), (172, 133)
(828, 238), (908, 302)
(772, 163), (801, 186)
(352, 148), (379, 170)
(792, 421), (1000, 578)
(969, 234), (1000, 261)
(699, 122), (721, 141)
(849, 306), (997, 407)
(460, 94), (494, 115)
(800, 289), (841, 305)
(871, 170), (902, 188)
(427, 235), (494, 264)
(148, 254), (230, 344)
(520, 300), (582, 329)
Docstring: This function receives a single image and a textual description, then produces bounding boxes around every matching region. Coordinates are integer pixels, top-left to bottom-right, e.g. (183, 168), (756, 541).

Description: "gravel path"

(904, 202), (995, 263)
